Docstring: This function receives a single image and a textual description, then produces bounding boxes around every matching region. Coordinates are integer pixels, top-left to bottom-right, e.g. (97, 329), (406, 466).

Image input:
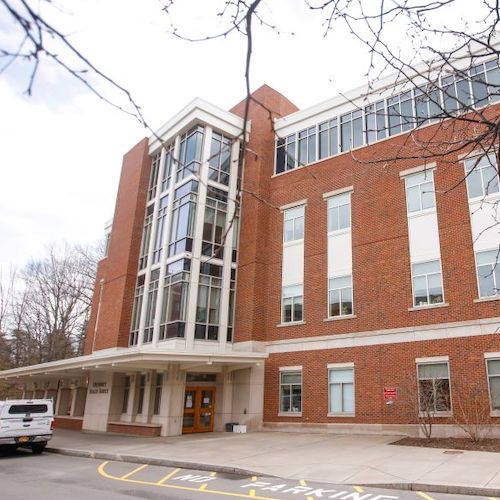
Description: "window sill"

(418, 412), (452, 418)
(324, 315), (357, 322)
(490, 411), (500, 418)
(278, 412), (302, 417)
(277, 321), (306, 328)
(474, 296), (500, 303)
(408, 303), (449, 312)
(327, 413), (355, 418)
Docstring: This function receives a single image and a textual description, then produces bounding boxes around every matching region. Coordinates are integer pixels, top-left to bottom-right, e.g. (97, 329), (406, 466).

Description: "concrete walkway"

(49, 429), (500, 496)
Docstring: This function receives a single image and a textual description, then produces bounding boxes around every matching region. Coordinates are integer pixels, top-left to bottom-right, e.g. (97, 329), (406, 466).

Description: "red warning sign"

(383, 387), (397, 400)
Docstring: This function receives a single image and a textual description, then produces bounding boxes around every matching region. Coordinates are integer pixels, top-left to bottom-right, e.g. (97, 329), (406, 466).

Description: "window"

(227, 268), (236, 342)
(161, 143), (174, 192)
(122, 376), (130, 413)
(298, 127), (316, 165)
(328, 276), (353, 317)
(143, 269), (160, 344)
(412, 260), (444, 307)
(280, 370), (302, 413)
(283, 205), (304, 242)
(282, 284), (303, 323)
(159, 260), (190, 340)
(414, 86), (441, 126)
(328, 367), (354, 414)
(487, 359), (500, 411)
(136, 374), (146, 415)
(417, 362), (451, 413)
(465, 153), (500, 199)
(202, 187), (227, 257)
(152, 196), (169, 265)
(129, 275), (145, 346)
(318, 119), (338, 160)
(148, 152), (161, 201)
(209, 132), (231, 185)
(195, 263), (223, 340)
(476, 249), (500, 298)
(340, 110), (363, 151)
(364, 100), (387, 143)
(387, 91), (414, 135)
(405, 171), (435, 213)
(153, 373), (163, 415)
(169, 180), (198, 257)
(327, 192), (351, 231)
(138, 204), (154, 270)
(177, 125), (204, 181)
(275, 134), (297, 174)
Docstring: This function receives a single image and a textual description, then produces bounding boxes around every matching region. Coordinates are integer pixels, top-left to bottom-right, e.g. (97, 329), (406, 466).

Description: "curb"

(46, 447), (500, 498)
(360, 482), (500, 498)
(45, 446), (263, 477)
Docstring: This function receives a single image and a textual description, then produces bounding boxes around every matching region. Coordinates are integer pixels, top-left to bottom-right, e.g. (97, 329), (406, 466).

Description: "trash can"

(225, 422), (238, 432)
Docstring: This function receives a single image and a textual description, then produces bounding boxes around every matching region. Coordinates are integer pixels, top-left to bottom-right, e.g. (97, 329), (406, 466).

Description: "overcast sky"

(0, 0), (449, 272)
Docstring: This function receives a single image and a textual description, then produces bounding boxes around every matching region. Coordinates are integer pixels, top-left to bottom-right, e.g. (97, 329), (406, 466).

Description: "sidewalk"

(49, 429), (500, 497)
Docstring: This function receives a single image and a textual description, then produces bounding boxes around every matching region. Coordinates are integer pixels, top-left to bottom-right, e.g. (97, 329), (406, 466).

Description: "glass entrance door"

(182, 387), (216, 433)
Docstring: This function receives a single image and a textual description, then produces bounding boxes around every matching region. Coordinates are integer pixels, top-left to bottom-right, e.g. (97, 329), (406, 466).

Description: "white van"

(0, 399), (54, 454)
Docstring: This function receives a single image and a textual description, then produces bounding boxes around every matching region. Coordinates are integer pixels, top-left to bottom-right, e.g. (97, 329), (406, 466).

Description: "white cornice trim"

(399, 163), (437, 178)
(149, 98), (247, 153)
(266, 317), (500, 354)
(323, 186), (353, 199)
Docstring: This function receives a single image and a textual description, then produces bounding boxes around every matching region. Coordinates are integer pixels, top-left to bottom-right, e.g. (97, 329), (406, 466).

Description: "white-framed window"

(282, 284), (303, 323)
(411, 260), (444, 307)
(327, 192), (351, 232)
(328, 366), (355, 415)
(487, 358), (500, 412)
(121, 375), (131, 414)
(328, 275), (353, 317)
(476, 249), (500, 298)
(405, 170), (436, 213)
(153, 373), (163, 416)
(298, 126), (317, 165)
(136, 374), (147, 415)
(279, 369), (302, 414)
(283, 205), (305, 242)
(465, 153), (500, 199)
(417, 362), (451, 414)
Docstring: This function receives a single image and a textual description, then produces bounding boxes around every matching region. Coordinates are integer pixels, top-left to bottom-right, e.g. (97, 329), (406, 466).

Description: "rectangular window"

(283, 205), (305, 242)
(281, 284), (303, 323)
(209, 132), (232, 185)
(465, 153), (500, 199)
(340, 110), (363, 151)
(202, 187), (228, 258)
(129, 275), (145, 346)
(487, 359), (500, 411)
(405, 170), (436, 213)
(148, 152), (161, 201)
(327, 192), (351, 231)
(280, 370), (302, 413)
(417, 362), (451, 414)
(298, 126), (316, 165)
(328, 367), (354, 414)
(328, 275), (353, 317)
(153, 373), (163, 415)
(122, 375), (130, 413)
(195, 263), (223, 341)
(143, 269), (160, 344)
(318, 119), (338, 160)
(152, 195), (169, 265)
(177, 125), (204, 181)
(161, 143), (174, 192)
(169, 180), (198, 257)
(139, 204), (154, 270)
(476, 249), (500, 298)
(136, 374), (146, 415)
(412, 260), (444, 307)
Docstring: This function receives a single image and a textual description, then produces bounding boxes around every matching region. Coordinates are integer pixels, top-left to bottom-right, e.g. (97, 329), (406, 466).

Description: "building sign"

(383, 387), (397, 401)
(89, 381), (109, 395)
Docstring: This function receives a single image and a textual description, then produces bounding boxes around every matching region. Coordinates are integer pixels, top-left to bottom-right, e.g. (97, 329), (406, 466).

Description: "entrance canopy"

(0, 348), (268, 382)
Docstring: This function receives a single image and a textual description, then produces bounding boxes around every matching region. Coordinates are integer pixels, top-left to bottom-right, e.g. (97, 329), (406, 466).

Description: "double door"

(182, 387), (215, 433)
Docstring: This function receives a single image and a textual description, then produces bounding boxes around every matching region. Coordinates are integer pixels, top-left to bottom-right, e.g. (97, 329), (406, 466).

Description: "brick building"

(1, 46), (499, 438)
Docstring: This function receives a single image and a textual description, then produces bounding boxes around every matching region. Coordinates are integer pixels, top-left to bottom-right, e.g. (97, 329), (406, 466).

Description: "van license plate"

(16, 436), (30, 443)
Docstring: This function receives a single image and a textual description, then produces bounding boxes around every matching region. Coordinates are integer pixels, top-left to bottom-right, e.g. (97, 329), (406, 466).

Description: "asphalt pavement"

(0, 448), (495, 500)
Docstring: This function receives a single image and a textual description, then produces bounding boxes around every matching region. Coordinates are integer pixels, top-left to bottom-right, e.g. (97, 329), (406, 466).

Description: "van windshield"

(8, 404), (48, 414)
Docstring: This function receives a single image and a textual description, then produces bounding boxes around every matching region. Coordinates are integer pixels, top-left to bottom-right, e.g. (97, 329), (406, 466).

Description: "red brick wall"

(83, 137), (151, 353)
(231, 85), (299, 343)
(54, 417), (83, 431)
(107, 422), (161, 437)
(264, 333), (499, 425)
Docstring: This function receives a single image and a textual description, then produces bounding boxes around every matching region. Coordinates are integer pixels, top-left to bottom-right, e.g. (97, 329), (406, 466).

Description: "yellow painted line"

(299, 479), (307, 486)
(354, 486), (364, 493)
(156, 467), (180, 485)
(307, 497), (314, 500)
(119, 463), (148, 480)
(97, 461), (277, 500)
(252, 476), (257, 481)
(199, 483), (207, 491)
(210, 471), (217, 477)
(416, 492), (434, 500)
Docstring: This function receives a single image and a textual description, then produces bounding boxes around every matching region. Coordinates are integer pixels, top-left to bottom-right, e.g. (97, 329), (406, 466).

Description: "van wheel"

(31, 443), (47, 455)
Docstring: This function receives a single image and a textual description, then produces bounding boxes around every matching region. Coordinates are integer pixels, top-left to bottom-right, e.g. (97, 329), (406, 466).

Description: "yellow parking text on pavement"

(354, 487), (364, 493)
(416, 492), (434, 500)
